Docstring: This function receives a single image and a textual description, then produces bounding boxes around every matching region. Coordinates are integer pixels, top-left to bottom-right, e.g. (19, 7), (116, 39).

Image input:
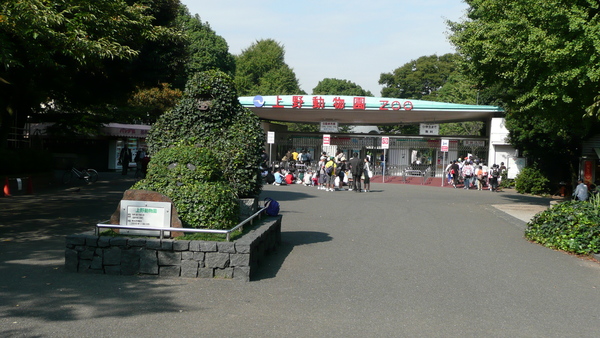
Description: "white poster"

(320, 122), (338, 133)
(419, 123), (439, 135)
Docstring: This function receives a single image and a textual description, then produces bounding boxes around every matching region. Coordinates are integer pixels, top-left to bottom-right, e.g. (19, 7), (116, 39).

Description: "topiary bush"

(525, 200), (600, 255)
(132, 145), (239, 229)
(514, 166), (550, 195)
(147, 70), (265, 197)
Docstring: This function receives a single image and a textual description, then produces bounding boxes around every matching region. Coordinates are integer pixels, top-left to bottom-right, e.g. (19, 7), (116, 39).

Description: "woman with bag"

(362, 157), (372, 192)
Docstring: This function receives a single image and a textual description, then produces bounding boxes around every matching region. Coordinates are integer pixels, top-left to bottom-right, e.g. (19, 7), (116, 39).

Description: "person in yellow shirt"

(324, 157), (337, 191)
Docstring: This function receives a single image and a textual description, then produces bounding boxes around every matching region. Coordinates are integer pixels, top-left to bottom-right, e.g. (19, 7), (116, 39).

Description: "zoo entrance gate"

(271, 134), (489, 179)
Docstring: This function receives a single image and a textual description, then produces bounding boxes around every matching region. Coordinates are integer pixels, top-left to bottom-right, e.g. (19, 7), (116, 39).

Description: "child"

(303, 171), (312, 186)
(312, 171), (319, 187)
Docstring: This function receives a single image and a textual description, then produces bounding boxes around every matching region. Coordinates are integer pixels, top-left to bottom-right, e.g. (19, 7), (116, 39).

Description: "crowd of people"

(445, 156), (506, 191)
(262, 149), (373, 192)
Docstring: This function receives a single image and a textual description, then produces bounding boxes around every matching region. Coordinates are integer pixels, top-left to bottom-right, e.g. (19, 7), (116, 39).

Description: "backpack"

(491, 168), (500, 178)
(463, 166), (473, 177)
(325, 164), (334, 175)
(264, 198), (280, 216)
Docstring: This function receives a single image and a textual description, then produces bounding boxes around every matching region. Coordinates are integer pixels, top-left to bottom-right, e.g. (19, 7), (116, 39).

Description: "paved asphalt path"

(1, 173), (599, 337)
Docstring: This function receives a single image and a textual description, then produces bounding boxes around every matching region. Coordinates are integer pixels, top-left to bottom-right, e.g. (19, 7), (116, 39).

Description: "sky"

(180, 0), (469, 96)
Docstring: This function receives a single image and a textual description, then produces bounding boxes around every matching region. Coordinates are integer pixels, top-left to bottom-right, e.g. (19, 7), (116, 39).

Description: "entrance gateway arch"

(239, 95), (517, 179)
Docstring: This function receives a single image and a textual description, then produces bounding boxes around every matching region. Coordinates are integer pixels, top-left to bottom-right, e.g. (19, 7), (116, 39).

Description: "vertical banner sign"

(267, 131), (275, 169)
(441, 139), (449, 152)
(267, 131), (275, 144)
(323, 134), (331, 146)
(584, 160), (593, 182)
(381, 137), (389, 149)
(440, 139), (449, 187)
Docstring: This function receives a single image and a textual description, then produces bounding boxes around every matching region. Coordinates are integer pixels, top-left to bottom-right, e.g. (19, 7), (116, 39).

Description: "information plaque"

(119, 200), (172, 236)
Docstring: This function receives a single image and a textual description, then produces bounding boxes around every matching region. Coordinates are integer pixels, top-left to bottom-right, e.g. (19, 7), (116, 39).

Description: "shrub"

(143, 145), (222, 185)
(514, 166), (550, 195)
(132, 145), (239, 229)
(525, 200), (600, 255)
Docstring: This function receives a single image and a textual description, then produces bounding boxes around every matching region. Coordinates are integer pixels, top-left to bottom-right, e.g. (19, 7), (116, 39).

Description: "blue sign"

(253, 95), (265, 107)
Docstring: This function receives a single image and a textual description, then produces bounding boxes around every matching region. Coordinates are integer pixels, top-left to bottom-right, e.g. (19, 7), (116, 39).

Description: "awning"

(100, 123), (150, 138)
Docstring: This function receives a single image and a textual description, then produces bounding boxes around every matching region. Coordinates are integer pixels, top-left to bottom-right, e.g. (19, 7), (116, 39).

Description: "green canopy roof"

(239, 95), (503, 125)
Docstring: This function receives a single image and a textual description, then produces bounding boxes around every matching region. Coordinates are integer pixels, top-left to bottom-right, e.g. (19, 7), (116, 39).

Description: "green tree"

(379, 54), (460, 99)
(234, 39), (304, 96)
(0, 0), (185, 144)
(176, 6), (235, 83)
(378, 53), (483, 135)
(312, 78), (373, 96)
(448, 0), (600, 180)
(126, 83), (183, 123)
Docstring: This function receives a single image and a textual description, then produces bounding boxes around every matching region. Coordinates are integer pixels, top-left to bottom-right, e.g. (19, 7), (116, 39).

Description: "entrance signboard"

(323, 134), (331, 146)
(320, 121), (338, 133)
(119, 200), (172, 236)
(420, 123), (439, 135)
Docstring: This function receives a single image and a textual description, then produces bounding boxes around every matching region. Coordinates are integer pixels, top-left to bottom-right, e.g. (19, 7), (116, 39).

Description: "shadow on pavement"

(252, 231), (332, 281)
(496, 189), (557, 206)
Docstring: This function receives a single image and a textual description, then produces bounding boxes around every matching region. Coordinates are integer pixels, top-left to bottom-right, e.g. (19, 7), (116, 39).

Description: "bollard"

(3, 177), (10, 197)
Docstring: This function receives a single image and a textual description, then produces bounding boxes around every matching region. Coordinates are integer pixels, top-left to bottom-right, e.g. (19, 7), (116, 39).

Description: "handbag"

(368, 170), (373, 178)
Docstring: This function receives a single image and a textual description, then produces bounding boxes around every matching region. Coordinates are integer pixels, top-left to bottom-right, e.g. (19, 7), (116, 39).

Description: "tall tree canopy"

(0, 0), (185, 144)
(234, 39), (304, 96)
(377, 53), (487, 135)
(379, 54), (459, 99)
(448, 0), (600, 179)
(176, 7), (235, 81)
(312, 78), (373, 97)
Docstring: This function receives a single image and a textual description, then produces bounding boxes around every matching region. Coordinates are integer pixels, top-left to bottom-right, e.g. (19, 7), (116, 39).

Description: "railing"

(96, 203), (269, 242)
(402, 166), (432, 185)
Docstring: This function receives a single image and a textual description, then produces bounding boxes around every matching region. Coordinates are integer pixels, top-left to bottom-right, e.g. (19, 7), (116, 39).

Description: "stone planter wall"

(65, 216), (281, 282)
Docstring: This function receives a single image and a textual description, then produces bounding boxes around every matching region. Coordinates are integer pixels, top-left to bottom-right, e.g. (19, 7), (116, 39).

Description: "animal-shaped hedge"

(147, 70), (265, 198)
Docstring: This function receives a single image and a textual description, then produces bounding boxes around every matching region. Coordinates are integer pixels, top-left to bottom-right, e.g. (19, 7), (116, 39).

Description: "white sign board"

(381, 137), (390, 149)
(323, 134), (331, 146)
(320, 121), (338, 133)
(120, 200), (172, 236)
(463, 140), (486, 147)
(419, 123), (439, 135)
(267, 131), (275, 144)
(441, 139), (449, 152)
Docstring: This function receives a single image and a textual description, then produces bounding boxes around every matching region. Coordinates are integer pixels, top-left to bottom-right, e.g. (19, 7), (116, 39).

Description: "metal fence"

(269, 133), (489, 179)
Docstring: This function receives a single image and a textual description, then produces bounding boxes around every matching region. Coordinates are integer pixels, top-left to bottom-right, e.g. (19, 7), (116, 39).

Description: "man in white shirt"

(573, 179), (589, 201)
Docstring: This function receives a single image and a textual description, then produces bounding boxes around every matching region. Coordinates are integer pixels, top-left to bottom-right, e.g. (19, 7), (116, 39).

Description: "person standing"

(119, 144), (132, 175)
(348, 152), (363, 192)
(573, 179), (589, 201)
(489, 164), (500, 192)
(336, 159), (347, 191)
(462, 161), (474, 190)
(362, 157), (372, 192)
(445, 161), (453, 185)
(450, 160), (460, 188)
(324, 156), (337, 191)
(475, 165), (484, 190)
